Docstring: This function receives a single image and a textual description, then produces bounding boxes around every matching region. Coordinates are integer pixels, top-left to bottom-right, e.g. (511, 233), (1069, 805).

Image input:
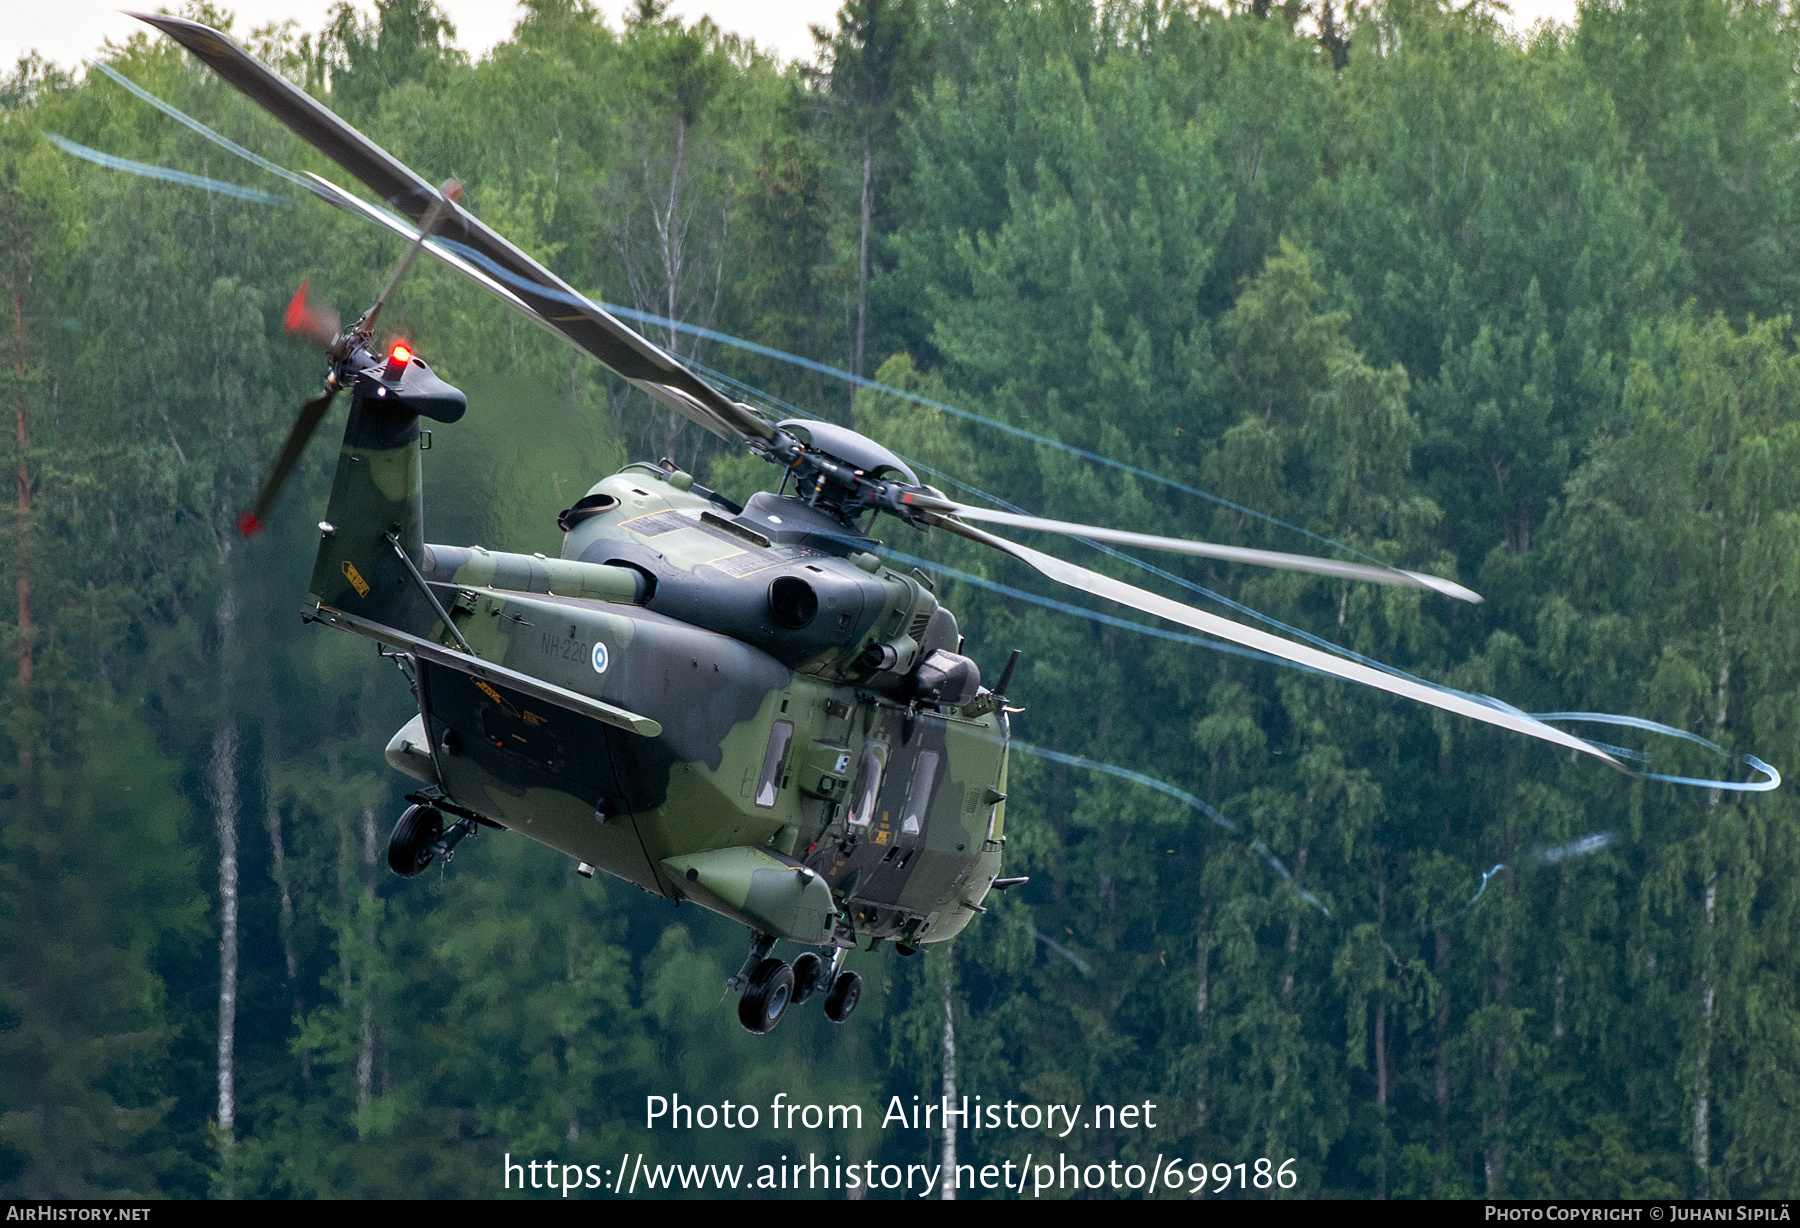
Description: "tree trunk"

(663, 129), (684, 463)
(1487, 810), (1517, 1196)
(1282, 845), (1307, 1000)
(357, 807), (379, 1125)
(1486, 941), (1511, 1193)
(206, 563), (242, 1199)
(262, 731), (308, 1082)
(940, 955), (957, 1199)
(1693, 869), (1717, 1197)
(1375, 857), (1389, 1200)
(1693, 524), (1729, 1197)
(209, 718), (240, 1198)
(12, 289), (33, 793)
(1553, 866), (1568, 1041)
(1433, 927), (1451, 1196)
(855, 141), (872, 383)
(1196, 920), (1210, 1130)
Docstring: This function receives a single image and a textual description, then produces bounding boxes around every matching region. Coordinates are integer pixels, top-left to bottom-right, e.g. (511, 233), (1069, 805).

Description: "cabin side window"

(901, 751), (939, 836)
(753, 720), (794, 808)
(846, 741), (888, 826)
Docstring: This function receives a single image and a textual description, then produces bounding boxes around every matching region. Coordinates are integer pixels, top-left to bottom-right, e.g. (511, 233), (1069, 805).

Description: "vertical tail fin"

(309, 358), (464, 634)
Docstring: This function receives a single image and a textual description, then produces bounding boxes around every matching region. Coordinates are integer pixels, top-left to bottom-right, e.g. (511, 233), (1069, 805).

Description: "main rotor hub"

(772, 419), (919, 525)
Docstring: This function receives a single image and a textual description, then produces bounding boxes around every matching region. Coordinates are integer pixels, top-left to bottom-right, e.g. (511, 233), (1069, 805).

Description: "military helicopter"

(138, 15), (1623, 1035)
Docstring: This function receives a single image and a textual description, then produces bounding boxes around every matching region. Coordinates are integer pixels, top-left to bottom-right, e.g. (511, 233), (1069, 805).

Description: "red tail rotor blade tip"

(284, 278), (312, 334)
(236, 510), (265, 538)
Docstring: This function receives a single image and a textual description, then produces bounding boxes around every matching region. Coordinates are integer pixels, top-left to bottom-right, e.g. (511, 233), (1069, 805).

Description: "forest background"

(4, 0), (1800, 1200)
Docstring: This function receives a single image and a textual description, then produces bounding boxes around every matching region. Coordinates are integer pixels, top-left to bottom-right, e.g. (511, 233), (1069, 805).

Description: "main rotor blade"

(927, 514), (1622, 771)
(927, 502), (1482, 603)
(132, 13), (772, 446)
(239, 388), (336, 538)
(293, 173), (755, 442)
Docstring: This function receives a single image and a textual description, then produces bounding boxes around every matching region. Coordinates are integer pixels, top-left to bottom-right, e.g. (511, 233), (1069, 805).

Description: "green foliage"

(6, 0), (1800, 1200)
(0, 706), (204, 1196)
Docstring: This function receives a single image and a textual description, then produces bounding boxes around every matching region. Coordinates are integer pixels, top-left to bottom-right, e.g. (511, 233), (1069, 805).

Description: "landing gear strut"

(823, 965), (862, 1024)
(727, 933), (777, 995)
(815, 942), (861, 1023)
(791, 951), (826, 1004)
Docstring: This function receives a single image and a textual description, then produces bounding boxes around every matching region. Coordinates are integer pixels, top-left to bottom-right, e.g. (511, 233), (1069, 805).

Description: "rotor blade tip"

(1404, 570), (1484, 604)
(284, 279), (310, 330)
(236, 510), (265, 538)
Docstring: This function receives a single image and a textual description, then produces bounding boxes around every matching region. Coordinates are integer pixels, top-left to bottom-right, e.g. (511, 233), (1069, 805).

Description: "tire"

(791, 952), (825, 1005)
(823, 970), (862, 1024)
(736, 957), (796, 1034)
(894, 942), (919, 957)
(387, 804), (442, 878)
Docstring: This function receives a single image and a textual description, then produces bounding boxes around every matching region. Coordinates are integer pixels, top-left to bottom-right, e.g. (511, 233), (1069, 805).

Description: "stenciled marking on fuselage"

(471, 676), (547, 726)
(537, 631), (592, 665)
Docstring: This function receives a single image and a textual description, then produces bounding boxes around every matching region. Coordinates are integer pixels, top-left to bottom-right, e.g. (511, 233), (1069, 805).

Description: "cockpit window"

(753, 721), (794, 808)
(846, 741), (888, 827)
(901, 751), (939, 836)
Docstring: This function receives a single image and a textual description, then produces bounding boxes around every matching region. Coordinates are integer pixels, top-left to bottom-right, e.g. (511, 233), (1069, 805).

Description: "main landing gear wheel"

(387, 804), (443, 878)
(823, 971), (862, 1024)
(737, 957), (796, 1034)
(791, 952), (826, 1005)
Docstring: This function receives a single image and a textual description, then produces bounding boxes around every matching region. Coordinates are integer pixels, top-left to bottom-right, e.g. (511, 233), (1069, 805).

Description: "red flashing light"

(388, 342), (414, 365)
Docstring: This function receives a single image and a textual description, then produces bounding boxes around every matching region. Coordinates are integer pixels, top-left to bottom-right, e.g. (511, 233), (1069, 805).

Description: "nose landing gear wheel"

(737, 957), (796, 1034)
(387, 804), (443, 878)
(791, 952), (825, 1005)
(823, 970), (862, 1024)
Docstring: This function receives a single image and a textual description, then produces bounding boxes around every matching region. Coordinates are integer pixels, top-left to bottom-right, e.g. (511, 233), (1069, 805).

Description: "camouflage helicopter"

(139, 15), (1623, 1034)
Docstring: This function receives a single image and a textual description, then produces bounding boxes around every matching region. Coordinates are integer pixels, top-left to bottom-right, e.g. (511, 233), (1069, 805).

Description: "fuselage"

(395, 466), (1011, 945)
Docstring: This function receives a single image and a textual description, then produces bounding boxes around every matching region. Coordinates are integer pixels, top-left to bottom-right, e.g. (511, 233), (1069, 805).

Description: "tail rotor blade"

(355, 177), (461, 338)
(283, 277), (339, 347)
(238, 388), (337, 537)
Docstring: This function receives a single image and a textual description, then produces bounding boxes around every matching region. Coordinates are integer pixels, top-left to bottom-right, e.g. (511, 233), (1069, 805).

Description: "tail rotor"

(237, 177), (460, 538)
(237, 385), (339, 538)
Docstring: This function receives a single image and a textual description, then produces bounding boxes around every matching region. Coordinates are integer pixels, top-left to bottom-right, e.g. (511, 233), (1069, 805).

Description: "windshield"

(901, 751), (939, 836)
(753, 721), (794, 808)
(846, 741), (887, 827)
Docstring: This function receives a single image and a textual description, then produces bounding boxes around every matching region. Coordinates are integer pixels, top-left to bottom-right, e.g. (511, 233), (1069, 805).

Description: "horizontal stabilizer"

(311, 602), (662, 738)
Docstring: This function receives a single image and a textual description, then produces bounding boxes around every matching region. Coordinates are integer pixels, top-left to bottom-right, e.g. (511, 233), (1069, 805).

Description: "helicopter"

(136, 14), (1624, 1035)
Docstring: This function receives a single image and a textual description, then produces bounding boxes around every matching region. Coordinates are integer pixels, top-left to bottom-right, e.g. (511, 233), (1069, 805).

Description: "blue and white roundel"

(591, 641), (609, 674)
